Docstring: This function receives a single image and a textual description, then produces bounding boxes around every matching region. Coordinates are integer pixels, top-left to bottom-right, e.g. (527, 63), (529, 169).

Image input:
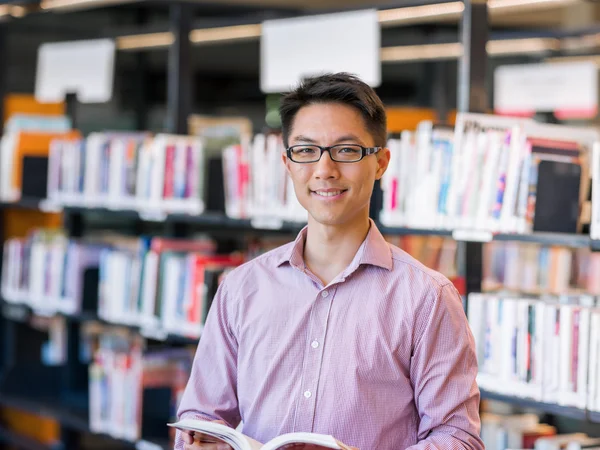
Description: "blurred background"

(1, 1), (600, 450)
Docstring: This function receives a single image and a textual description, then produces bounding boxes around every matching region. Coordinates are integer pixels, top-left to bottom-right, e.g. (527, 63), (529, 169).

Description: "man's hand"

(182, 420), (233, 450)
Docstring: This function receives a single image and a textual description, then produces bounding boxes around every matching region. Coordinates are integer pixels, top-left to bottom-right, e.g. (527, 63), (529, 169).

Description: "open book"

(168, 418), (353, 450)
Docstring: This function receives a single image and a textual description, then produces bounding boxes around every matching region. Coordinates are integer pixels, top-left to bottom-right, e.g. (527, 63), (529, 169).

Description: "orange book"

(4, 94), (64, 124)
(0, 407), (60, 445)
(386, 107), (437, 133)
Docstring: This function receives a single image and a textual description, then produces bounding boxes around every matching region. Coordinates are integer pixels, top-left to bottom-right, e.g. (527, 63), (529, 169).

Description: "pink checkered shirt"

(175, 220), (483, 450)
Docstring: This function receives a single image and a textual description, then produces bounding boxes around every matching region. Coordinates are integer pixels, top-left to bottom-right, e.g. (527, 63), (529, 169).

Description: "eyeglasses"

(286, 144), (381, 163)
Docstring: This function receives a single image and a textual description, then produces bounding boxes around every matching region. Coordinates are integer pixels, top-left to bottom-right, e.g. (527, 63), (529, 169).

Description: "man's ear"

(375, 147), (391, 180)
(282, 151), (292, 176)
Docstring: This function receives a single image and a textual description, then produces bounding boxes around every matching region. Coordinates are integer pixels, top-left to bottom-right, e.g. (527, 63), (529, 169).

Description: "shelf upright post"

(0, 24), (14, 387)
(167, 1), (193, 136)
(59, 182), (86, 449)
(457, 0), (489, 302)
(166, 2), (196, 237)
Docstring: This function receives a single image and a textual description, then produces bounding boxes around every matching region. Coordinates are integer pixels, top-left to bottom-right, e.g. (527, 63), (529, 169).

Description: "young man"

(175, 73), (483, 450)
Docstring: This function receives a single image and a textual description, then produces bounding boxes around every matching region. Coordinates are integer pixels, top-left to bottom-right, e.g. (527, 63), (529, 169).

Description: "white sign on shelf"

(35, 38), (116, 104)
(260, 9), (380, 93)
(494, 61), (598, 119)
(452, 229), (494, 243)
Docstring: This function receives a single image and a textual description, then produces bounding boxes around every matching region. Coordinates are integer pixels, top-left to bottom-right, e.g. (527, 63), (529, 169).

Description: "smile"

(311, 189), (348, 198)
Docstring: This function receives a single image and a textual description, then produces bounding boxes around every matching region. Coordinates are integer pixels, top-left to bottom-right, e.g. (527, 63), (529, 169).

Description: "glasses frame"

(286, 144), (382, 164)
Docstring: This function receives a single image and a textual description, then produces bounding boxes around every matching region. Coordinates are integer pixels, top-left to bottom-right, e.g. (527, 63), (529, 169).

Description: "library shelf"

(0, 198), (53, 211)
(0, 300), (200, 345)
(376, 224), (454, 237)
(589, 411), (600, 424)
(0, 198), (595, 247)
(493, 232), (591, 248)
(0, 425), (53, 450)
(0, 392), (88, 433)
(479, 389), (588, 420)
(0, 392), (170, 450)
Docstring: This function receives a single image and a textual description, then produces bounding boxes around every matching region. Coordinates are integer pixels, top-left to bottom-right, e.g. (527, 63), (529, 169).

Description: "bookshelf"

(0, 392), (170, 450)
(589, 411), (600, 424)
(479, 390), (589, 422)
(0, 1), (599, 450)
(0, 426), (51, 450)
(0, 199), (596, 247)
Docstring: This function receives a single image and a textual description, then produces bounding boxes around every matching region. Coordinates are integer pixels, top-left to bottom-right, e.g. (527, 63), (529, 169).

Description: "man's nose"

(314, 150), (339, 179)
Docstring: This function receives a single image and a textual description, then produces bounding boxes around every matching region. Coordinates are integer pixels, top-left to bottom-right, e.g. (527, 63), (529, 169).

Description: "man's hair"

(279, 72), (387, 148)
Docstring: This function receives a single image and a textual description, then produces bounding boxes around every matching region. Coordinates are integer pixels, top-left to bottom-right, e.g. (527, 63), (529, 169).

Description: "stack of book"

(1, 229), (103, 316)
(483, 241), (600, 295)
(468, 293), (598, 410)
(223, 133), (306, 227)
(0, 114), (76, 202)
(480, 413), (556, 450)
(88, 331), (194, 443)
(47, 133), (205, 216)
(381, 113), (599, 235)
(98, 236), (242, 339)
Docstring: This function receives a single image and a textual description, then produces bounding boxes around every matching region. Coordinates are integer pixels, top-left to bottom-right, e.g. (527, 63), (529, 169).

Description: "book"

(380, 113), (600, 235)
(468, 292), (597, 409)
(167, 419), (353, 450)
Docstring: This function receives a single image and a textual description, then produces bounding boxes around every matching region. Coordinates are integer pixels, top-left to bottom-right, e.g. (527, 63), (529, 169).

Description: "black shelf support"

(167, 2), (193, 135)
(457, 0), (489, 115)
(457, 0), (489, 308)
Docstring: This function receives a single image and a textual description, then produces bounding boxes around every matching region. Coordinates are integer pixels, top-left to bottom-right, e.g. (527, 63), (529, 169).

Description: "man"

(175, 73), (483, 450)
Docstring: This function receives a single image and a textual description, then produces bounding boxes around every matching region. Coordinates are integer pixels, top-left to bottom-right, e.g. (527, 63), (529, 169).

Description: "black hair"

(279, 72), (387, 148)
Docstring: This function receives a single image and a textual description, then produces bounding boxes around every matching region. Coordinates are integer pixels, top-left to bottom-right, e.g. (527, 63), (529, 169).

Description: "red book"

(163, 144), (176, 198)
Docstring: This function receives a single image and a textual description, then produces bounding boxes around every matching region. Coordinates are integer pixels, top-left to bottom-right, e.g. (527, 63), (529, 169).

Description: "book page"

(263, 433), (342, 450)
(168, 419), (254, 450)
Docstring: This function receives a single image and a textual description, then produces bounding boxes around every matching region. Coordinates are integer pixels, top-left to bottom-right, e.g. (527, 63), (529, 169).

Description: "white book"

(148, 135), (168, 205)
(558, 306), (574, 406)
(476, 131), (500, 231)
(576, 308), (590, 409)
(135, 141), (152, 202)
(398, 131), (413, 226)
(161, 255), (183, 332)
(533, 302), (545, 398)
(168, 419), (352, 450)
(139, 251), (160, 329)
(591, 143), (600, 240)
(381, 138), (400, 221)
(84, 133), (104, 204)
(108, 138), (126, 206)
(588, 313), (599, 410)
(499, 126), (524, 233)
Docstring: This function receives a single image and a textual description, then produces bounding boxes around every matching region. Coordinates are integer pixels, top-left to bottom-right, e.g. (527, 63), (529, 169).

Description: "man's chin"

(307, 211), (348, 227)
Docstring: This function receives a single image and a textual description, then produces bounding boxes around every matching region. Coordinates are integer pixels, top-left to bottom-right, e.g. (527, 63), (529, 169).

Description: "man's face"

(283, 102), (390, 228)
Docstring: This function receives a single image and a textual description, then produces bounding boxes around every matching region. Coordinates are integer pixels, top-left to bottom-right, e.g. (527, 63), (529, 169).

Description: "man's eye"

(296, 147), (316, 154)
(339, 147), (360, 153)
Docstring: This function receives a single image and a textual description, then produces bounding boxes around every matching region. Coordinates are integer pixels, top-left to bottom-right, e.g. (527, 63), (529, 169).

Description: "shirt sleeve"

(173, 279), (242, 450)
(406, 282), (484, 450)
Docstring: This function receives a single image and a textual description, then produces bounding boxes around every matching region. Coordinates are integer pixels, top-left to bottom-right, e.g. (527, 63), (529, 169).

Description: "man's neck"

(303, 214), (371, 286)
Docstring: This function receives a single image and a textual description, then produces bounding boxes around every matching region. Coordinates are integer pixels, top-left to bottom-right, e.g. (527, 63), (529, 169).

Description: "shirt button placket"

(297, 288), (335, 431)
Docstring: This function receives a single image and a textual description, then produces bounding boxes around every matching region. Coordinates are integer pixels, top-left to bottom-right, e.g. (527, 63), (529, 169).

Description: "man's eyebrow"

(290, 134), (366, 145)
(292, 135), (318, 144)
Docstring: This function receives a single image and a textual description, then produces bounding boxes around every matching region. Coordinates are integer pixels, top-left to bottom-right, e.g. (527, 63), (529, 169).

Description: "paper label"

(452, 229), (493, 242)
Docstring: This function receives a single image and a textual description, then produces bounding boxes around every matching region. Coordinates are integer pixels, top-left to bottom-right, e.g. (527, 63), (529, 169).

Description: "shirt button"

(311, 340), (319, 349)
(321, 291), (329, 298)
(304, 390), (312, 399)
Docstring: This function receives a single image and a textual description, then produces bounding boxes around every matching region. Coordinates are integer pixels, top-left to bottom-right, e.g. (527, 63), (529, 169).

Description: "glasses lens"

(331, 145), (363, 162)
(290, 145), (320, 162)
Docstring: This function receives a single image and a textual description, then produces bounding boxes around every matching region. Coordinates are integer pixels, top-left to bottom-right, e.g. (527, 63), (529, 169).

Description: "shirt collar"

(277, 218), (393, 274)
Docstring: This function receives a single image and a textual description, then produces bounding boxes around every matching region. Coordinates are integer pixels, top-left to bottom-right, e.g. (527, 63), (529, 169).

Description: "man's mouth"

(311, 189), (348, 198)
